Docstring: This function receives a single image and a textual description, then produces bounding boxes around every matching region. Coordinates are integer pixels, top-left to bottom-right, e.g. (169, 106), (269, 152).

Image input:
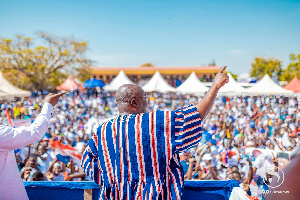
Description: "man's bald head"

(116, 84), (148, 114)
(116, 84), (143, 102)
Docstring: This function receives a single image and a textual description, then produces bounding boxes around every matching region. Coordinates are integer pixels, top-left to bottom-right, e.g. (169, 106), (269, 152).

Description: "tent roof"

(0, 72), (31, 97)
(176, 72), (209, 94)
(142, 71), (175, 92)
(218, 73), (247, 94)
(0, 91), (14, 101)
(103, 70), (134, 91)
(56, 76), (83, 91)
(283, 77), (300, 93)
(245, 74), (293, 95)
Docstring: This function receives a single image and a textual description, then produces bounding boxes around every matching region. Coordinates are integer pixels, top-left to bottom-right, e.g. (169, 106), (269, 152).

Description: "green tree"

(76, 66), (92, 83)
(208, 59), (216, 66)
(229, 71), (238, 80)
(140, 62), (154, 67)
(282, 53), (300, 81)
(0, 32), (92, 91)
(250, 57), (283, 79)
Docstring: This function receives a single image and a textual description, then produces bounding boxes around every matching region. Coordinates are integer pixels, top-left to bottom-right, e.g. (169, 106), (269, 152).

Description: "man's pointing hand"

(45, 92), (66, 107)
(213, 66), (229, 89)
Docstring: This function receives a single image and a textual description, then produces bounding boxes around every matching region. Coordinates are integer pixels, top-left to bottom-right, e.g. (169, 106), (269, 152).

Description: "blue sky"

(0, 0), (299, 74)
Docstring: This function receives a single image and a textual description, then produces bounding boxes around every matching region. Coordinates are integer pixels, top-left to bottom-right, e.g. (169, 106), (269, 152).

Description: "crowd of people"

(1, 92), (299, 200)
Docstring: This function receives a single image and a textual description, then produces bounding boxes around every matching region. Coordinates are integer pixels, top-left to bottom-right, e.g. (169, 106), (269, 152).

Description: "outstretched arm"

(69, 172), (86, 181)
(196, 66), (229, 120)
(0, 92), (65, 151)
(47, 157), (58, 173)
(174, 68), (228, 153)
(0, 103), (53, 150)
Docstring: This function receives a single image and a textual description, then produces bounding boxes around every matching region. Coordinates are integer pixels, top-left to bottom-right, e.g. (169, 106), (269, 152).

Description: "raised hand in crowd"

(46, 172), (54, 181)
(23, 168), (32, 181)
(208, 165), (219, 180)
(243, 179), (250, 193)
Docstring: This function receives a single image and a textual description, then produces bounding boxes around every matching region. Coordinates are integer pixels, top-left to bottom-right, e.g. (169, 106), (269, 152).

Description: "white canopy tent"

(0, 72), (31, 97)
(0, 91), (14, 101)
(103, 70), (134, 92)
(218, 73), (247, 95)
(244, 74), (293, 95)
(176, 72), (209, 95)
(142, 71), (176, 92)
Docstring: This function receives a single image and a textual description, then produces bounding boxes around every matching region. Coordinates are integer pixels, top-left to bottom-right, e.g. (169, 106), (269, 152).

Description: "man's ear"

(130, 98), (138, 108)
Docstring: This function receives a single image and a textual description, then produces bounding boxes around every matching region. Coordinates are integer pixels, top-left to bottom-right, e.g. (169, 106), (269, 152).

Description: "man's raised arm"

(196, 66), (229, 120)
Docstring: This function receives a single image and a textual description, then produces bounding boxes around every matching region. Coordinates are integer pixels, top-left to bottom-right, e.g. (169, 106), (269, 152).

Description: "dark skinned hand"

(45, 92), (66, 107)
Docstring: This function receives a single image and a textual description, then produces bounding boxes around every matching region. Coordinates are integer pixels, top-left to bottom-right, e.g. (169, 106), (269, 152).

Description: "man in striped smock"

(81, 66), (229, 199)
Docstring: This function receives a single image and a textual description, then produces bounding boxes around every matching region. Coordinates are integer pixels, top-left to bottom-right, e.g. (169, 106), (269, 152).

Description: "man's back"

(82, 104), (202, 199)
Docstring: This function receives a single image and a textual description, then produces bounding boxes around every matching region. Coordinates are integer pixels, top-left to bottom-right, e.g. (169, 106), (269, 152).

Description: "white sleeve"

(0, 102), (53, 151)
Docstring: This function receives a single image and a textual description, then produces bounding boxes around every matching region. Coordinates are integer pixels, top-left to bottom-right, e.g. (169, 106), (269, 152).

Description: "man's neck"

(119, 112), (131, 115)
(119, 111), (142, 115)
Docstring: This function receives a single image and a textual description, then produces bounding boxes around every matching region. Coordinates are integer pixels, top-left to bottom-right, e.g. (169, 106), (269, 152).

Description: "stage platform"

(24, 180), (239, 200)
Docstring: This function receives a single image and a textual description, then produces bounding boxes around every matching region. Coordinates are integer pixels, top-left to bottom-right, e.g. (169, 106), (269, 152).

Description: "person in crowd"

(81, 66), (229, 199)
(20, 154), (39, 181)
(0, 92), (65, 200)
(13, 102), (21, 119)
(31, 171), (47, 181)
(35, 141), (54, 174)
(15, 153), (25, 172)
(47, 157), (65, 181)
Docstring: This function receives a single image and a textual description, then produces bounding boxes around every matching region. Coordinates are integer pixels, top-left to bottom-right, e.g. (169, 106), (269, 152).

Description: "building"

(91, 66), (222, 85)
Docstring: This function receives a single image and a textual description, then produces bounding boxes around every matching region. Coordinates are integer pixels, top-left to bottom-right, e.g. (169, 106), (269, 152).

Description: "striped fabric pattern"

(81, 104), (202, 200)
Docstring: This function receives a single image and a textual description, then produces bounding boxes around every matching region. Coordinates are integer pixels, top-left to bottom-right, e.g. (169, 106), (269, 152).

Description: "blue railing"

(24, 180), (239, 200)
